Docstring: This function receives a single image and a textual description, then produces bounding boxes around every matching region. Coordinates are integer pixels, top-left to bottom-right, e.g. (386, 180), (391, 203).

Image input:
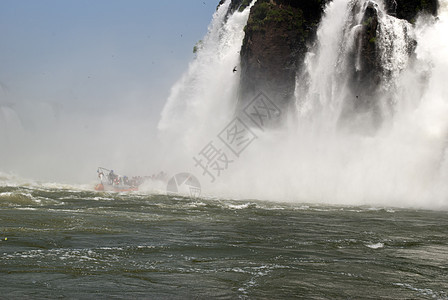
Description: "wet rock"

(237, 0), (327, 118)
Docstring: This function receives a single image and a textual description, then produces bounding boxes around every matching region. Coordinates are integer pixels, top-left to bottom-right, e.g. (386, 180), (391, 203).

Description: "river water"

(1, 184), (447, 299)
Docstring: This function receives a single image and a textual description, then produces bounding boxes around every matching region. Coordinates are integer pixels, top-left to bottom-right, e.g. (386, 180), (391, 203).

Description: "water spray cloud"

(158, 0), (448, 210)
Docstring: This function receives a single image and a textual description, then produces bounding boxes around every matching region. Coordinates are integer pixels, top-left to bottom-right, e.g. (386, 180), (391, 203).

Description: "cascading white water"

(378, 10), (414, 92)
(158, 0), (448, 209)
(158, 0), (256, 167)
(287, 0), (448, 208)
(296, 0), (415, 126)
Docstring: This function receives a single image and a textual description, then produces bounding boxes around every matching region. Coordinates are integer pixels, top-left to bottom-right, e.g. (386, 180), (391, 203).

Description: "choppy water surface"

(1, 185), (447, 299)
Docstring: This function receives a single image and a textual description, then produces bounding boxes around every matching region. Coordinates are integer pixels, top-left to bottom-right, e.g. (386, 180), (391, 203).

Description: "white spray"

(159, 0), (448, 209)
(158, 0), (256, 170)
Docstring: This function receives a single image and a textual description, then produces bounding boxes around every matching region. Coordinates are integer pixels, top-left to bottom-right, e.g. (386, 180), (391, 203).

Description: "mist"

(0, 0), (217, 183)
(2, 0), (448, 210)
(158, 0), (448, 210)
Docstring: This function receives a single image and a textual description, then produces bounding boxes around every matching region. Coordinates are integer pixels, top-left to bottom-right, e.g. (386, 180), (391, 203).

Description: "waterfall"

(158, 0), (448, 208)
(158, 0), (256, 157)
(296, 0), (416, 131)
(288, 0), (448, 207)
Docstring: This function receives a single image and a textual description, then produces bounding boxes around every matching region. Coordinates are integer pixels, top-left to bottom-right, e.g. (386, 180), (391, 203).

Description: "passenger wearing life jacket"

(109, 170), (117, 184)
(98, 171), (104, 182)
(123, 176), (129, 185)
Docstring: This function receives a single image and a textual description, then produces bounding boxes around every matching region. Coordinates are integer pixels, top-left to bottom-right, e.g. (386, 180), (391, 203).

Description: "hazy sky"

(0, 0), (219, 181)
(0, 0), (217, 115)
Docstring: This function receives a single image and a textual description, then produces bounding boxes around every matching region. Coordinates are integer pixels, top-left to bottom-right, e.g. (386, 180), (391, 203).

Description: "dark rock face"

(385, 0), (438, 22)
(339, 2), (383, 130)
(349, 3), (381, 111)
(237, 0), (327, 117)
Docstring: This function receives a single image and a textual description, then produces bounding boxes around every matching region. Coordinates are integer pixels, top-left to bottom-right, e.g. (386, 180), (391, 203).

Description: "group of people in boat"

(97, 168), (168, 188)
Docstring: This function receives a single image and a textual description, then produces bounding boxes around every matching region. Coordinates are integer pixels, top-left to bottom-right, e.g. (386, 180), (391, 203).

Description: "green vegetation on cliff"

(246, 2), (304, 34)
(238, 0), (252, 12)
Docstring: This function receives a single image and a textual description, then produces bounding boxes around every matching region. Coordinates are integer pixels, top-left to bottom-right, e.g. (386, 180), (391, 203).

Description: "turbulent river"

(2, 0), (448, 298)
(1, 184), (447, 299)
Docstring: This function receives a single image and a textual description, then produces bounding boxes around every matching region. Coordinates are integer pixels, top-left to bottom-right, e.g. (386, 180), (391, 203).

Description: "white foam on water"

(366, 242), (385, 249)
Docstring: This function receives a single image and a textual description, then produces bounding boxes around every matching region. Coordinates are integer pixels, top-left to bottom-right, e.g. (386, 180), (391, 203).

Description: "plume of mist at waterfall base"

(158, 0), (448, 209)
